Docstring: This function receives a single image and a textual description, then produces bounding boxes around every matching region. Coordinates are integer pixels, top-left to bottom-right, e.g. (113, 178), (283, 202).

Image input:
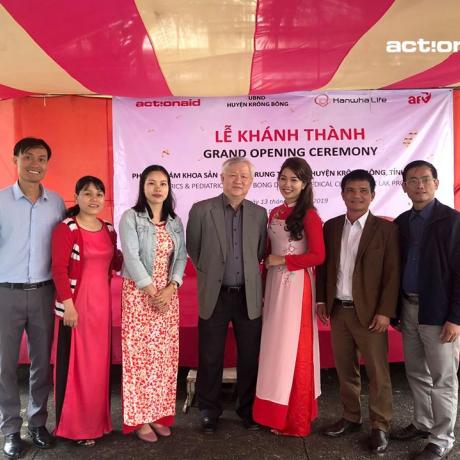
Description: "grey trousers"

(401, 296), (460, 449)
(0, 285), (54, 435)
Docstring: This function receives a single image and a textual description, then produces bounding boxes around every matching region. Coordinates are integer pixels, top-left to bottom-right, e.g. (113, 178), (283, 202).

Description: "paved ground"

(8, 364), (460, 459)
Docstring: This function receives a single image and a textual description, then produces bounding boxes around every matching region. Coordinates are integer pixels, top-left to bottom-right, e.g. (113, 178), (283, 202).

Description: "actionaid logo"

(136, 99), (201, 108)
(408, 92), (431, 104)
(314, 94), (330, 107)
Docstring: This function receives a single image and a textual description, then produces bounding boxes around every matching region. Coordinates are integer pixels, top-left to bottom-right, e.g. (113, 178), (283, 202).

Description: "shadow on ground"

(10, 363), (459, 459)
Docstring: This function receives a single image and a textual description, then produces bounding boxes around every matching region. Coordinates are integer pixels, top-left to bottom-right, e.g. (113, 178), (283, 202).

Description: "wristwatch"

(170, 281), (179, 291)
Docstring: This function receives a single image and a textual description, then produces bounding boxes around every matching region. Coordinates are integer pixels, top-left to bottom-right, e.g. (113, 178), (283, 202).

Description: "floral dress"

(121, 223), (179, 429)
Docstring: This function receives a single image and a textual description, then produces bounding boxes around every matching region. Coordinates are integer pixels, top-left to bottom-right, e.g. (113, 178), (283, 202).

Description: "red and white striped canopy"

(1, 0), (460, 99)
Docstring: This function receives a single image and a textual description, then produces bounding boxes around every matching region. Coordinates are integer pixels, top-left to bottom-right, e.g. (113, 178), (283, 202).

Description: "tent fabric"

(1, 0), (460, 99)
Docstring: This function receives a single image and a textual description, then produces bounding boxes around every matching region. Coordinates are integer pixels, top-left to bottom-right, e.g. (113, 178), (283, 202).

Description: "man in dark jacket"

(391, 160), (460, 460)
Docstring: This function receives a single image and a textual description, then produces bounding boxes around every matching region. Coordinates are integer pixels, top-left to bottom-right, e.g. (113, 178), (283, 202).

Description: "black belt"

(221, 285), (245, 294)
(334, 298), (355, 308)
(0, 280), (53, 290)
(403, 292), (419, 304)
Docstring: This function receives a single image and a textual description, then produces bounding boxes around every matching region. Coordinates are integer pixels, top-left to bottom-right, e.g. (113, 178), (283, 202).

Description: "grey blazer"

(186, 194), (267, 320)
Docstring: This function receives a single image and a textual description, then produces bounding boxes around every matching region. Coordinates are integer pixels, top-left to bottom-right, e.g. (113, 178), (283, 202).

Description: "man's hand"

(440, 321), (460, 343)
(265, 254), (285, 268)
(63, 299), (78, 328)
(368, 314), (390, 333)
(316, 303), (329, 325)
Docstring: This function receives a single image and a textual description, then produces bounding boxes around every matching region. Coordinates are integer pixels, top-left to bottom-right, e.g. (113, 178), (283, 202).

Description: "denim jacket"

(119, 208), (187, 289)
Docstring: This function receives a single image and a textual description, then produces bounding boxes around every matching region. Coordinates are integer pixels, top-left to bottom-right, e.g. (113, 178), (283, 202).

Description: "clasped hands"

(143, 283), (174, 312)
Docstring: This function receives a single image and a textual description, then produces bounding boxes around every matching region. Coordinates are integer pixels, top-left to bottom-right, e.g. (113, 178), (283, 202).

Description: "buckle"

(23, 283), (39, 291)
(335, 298), (355, 309)
(222, 285), (244, 294)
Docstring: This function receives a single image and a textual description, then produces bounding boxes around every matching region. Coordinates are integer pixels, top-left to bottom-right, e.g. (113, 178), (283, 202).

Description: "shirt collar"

(13, 181), (47, 201)
(345, 210), (369, 228)
(222, 194), (244, 209)
(410, 199), (435, 221)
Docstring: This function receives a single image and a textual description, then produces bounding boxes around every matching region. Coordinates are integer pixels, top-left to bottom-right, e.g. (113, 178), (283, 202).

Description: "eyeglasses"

(404, 176), (436, 187)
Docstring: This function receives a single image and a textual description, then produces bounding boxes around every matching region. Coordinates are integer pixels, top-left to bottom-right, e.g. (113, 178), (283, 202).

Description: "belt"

(0, 280), (53, 290)
(221, 285), (245, 294)
(334, 298), (355, 309)
(403, 292), (419, 304)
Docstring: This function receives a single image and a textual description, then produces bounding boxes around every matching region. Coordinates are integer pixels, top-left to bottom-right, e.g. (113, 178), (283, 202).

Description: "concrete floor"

(9, 364), (460, 459)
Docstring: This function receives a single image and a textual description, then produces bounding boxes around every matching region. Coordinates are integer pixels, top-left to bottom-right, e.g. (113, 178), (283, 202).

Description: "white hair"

(221, 158), (255, 177)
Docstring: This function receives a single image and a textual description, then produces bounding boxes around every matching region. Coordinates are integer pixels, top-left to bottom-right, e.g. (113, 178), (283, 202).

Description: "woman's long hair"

(66, 176), (105, 218)
(132, 165), (176, 221)
(278, 158), (314, 241)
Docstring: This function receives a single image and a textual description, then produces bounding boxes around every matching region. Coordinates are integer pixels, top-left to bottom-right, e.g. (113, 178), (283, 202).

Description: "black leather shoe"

(391, 423), (430, 441)
(322, 418), (362, 437)
(3, 433), (25, 459)
(27, 426), (55, 449)
(415, 443), (452, 460)
(370, 429), (389, 454)
(241, 417), (260, 431)
(200, 416), (218, 434)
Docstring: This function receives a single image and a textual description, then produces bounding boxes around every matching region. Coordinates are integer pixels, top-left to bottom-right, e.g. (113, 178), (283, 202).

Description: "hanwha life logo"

(314, 94), (330, 107)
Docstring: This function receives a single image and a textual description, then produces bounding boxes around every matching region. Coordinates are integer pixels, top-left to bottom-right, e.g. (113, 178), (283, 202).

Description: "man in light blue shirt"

(0, 138), (64, 459)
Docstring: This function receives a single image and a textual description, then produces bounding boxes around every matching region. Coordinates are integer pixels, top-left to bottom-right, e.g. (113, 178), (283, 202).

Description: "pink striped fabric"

(385, 53), (460, 89)
(0, 0), (459, 98)
(1, 0), (171, 97)
(249, 0), (395, 93)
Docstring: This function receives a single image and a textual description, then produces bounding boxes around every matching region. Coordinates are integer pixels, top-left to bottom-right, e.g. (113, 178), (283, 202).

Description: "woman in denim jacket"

(119, 165), (186, 442)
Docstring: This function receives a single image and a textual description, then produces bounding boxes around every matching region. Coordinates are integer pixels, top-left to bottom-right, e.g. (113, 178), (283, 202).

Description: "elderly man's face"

(221, 162), (253, 201)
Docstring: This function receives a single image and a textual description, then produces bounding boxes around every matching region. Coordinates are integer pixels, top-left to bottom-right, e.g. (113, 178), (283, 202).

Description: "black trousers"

(196, 289), (262, 420)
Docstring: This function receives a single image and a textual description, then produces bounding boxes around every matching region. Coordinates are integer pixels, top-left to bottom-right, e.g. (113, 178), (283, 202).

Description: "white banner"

(113, 90), (453, 228)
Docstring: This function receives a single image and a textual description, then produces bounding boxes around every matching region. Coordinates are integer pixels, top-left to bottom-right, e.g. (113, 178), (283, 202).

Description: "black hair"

(402, 160), (438, 182)
(278, 158), (314, 241)
(341, 169), (376, 193)
(66, 176), (106, 218)
(14, 137), (52, 160)
(132, 165), (176, 221)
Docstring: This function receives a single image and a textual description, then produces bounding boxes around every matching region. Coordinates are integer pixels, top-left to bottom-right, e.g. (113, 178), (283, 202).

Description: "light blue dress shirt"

(0, 182), (65, 283)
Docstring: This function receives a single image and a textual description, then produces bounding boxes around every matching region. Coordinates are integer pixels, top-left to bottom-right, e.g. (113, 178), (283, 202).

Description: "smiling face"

(221, 161), (253, 202)
(341, 179), (375, 216)
(402, 166), (439, 210)
(76, 183), (105, 217)
(13, 147), (49, 185)
(144, 170), (169, 207)
(278, 167), (305, 204)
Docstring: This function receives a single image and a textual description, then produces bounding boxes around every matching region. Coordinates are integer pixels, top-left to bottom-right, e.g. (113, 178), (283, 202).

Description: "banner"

(113, 90), (453, 228)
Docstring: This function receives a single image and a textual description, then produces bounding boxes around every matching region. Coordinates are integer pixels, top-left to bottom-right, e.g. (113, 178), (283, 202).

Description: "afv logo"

(408, 92), (431, 104)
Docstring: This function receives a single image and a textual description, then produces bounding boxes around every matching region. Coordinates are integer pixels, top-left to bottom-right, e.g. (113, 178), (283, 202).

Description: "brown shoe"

(322, 418), (362, 437)
(391, 423), (430, 441)
(370, 429), (389, 454)
(414, 443), (452, 460)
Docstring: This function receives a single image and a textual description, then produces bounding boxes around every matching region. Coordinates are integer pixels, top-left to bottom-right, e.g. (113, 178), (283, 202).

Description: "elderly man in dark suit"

(186, 157), (267, 434)
(316, 169), (400, 454)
